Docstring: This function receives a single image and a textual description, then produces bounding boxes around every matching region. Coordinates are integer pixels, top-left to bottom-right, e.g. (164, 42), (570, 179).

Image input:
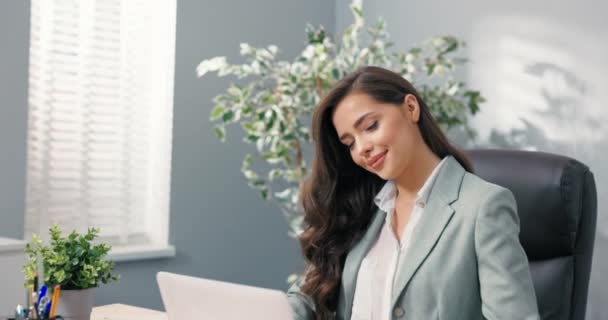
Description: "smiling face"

(331, 92), (424, 180)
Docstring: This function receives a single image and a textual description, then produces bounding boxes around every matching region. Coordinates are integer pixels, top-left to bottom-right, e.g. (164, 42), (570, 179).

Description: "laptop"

(157, 271), (295, 320)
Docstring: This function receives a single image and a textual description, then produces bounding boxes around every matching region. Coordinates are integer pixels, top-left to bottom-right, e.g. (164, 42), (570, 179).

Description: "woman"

(287, 66), (540, 320)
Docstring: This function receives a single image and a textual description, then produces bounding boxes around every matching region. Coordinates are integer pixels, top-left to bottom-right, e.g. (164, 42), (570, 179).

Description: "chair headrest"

(466, 149), (595, 260)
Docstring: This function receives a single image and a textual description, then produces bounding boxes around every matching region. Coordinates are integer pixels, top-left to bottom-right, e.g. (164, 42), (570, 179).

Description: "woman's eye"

(366, 121), (378, 131)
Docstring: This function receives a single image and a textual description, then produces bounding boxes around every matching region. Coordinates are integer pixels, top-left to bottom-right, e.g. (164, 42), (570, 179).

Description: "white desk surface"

(91, 304), (167, 320)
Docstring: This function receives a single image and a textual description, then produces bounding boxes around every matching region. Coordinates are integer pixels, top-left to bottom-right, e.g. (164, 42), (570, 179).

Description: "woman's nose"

(357, 140), (373, 158)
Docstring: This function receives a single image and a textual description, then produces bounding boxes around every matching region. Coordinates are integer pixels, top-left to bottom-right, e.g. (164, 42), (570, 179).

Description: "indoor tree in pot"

(23, 225), (119, 320)
(197, 0), (485, 282)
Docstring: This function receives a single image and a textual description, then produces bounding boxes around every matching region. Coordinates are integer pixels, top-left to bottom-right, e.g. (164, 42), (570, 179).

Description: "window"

(25, 0), (176, 260)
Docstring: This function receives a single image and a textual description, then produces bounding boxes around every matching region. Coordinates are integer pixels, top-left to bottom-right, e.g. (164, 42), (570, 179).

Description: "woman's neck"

(394, 146), (441, 201)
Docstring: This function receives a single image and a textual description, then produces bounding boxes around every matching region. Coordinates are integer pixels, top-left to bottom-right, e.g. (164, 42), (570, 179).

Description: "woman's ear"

(403, 94), (420, 123)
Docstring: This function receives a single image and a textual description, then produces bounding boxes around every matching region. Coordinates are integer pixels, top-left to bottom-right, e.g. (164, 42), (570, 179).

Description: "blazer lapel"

(391, 156), (465, 307)
(341, 208), (386, 319)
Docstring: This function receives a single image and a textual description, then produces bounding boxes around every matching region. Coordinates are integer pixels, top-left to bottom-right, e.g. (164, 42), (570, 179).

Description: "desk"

(91, 304), (167, 320)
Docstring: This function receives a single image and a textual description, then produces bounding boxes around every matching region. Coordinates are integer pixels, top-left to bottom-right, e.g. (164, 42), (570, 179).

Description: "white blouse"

(350, 158), (446, 320)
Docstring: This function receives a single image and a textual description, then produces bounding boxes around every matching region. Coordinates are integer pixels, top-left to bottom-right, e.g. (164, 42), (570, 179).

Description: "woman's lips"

(369, 151), (388, 170)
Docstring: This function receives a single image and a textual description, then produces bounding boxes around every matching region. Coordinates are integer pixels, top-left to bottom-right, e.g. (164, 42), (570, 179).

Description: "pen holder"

(53, 288), (94, 320)
(6, 317), (63, 320)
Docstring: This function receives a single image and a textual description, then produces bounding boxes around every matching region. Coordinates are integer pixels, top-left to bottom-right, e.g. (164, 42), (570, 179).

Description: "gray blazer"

(287, 156), (540, 320)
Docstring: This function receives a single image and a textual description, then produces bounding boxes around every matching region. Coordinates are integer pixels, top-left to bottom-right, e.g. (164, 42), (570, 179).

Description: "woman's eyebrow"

(339, 112), (375, 141)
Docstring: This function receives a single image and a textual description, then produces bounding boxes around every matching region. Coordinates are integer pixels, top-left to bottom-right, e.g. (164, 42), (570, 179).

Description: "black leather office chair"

(466, 149), (597, 320)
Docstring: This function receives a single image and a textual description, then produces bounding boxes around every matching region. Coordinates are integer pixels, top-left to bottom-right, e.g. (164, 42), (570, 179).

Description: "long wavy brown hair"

(298, 66), (473, 319)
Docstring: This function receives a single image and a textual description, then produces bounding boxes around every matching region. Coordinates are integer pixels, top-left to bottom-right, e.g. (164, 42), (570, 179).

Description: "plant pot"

(54, 288), (95, 320)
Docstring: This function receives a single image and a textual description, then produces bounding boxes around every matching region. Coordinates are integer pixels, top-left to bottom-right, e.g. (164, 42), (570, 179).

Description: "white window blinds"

(25, 0), (176, 249)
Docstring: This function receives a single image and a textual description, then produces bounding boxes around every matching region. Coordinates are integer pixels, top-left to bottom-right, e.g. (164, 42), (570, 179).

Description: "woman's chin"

(371, 167), (393, 180)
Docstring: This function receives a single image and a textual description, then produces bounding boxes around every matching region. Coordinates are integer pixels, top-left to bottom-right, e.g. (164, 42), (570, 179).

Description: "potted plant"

(23, 225), (119, 319)
(197, 0), (485, 283)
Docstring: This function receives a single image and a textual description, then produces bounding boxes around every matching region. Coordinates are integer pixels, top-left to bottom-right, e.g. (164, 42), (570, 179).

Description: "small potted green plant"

(23, 225), (119, 320)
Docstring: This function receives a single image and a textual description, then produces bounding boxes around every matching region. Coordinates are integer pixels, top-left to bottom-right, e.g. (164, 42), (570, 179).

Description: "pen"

(37, 285), (47, 308)
(32, 292), (38, 317)
(34, 273), (39, 293)
(28, 305), (37, 320)
(29, 287), (38, 319)
(49, 285), (61, 318)
(31, 290), (38, 308)
(37, 296), (50, 319)
(27, 286), (32, 310)
(15, 304), (23, 319)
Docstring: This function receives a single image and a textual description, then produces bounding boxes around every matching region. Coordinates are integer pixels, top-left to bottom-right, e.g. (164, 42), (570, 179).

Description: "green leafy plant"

(23, 225), (119, 290)
(197, 0), (485, 239)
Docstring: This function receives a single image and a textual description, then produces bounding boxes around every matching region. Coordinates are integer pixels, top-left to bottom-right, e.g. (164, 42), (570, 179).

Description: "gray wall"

(0, 0), (334, 311)
(94, 0), (334, 309)
(336, 1), (607, 319)
(0, 1), (28, 240)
